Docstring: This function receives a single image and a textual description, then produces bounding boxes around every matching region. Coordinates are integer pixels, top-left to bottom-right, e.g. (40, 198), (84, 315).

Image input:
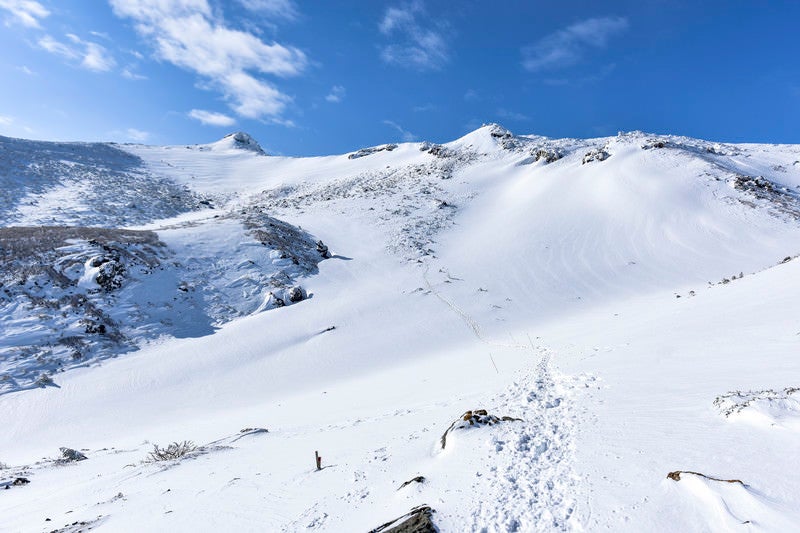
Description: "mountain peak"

(215, 132), (266, 154)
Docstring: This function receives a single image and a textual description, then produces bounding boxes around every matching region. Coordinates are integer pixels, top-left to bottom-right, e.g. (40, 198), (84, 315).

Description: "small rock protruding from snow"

(582, 148), (611, 164)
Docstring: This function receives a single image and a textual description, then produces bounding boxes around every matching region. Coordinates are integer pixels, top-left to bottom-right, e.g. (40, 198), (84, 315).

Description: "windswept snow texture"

(2, 125), (800, 531)
(0, 136), (200, 227)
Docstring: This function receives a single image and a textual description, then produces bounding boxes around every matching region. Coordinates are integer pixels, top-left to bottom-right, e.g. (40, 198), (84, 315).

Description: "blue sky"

(0, 0), (798, 155)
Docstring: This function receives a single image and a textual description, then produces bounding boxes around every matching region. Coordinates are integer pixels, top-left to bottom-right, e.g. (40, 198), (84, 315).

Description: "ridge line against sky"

(0, 0), (798, 155)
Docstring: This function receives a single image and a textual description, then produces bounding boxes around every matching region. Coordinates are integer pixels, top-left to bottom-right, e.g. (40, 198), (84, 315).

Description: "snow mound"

(446, 123), (516, 153)
(667, 470), (800, 530)
(714, 387), (800, 429)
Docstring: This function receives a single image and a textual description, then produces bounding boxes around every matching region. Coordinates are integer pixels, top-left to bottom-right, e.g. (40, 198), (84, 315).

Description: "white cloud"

(39, 35), (79, 59)
(383, 119), (416, 142)
(325, 85), (345, 103)
(0, 0), (49, 28)
(110, 0), (306, 122)
(522, 16), (628, 72)
(188, 109), (236, 127)
(17, 65), (35, 75)
(0, 114), (12, 126)
(39, 34), (116, 72)
(379, 1), (449, 71)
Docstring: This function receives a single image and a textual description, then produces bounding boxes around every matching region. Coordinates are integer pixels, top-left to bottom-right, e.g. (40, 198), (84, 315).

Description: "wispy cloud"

(39, 33), (116, 72)
(496, 108), (529, 122)
(463, 88), (480, 102)
(188, 109), (236, 127)
(379, 1), (449, 71)
(126, 128), (150, 142)
(121, 67), (147, 80)
(325, 85), (345, 103)
(543, 63), (618, 87)
(110, 0), (307, 122)
(0, 0), (48, 28)
(522, 16), (628, 72)
(413, 103), (436, 112)
(235, 0), (298, 20)
(108, 127), (151, 142)
(383, 119), (417, 141)
(0, 114), (12, 126)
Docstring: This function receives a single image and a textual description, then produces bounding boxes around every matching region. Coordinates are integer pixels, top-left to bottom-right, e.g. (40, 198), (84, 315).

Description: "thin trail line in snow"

(421, 264), (529, 350)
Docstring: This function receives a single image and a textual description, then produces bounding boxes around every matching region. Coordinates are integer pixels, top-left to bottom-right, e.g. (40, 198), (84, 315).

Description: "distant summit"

(214, 132), (266, 154)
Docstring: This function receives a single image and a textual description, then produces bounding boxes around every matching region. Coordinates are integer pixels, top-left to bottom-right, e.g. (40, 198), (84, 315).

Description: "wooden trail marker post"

(315, 451), (322, 471)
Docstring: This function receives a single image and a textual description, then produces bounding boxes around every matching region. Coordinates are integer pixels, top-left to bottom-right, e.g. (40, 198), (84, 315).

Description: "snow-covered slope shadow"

(0, 135), (330, 394)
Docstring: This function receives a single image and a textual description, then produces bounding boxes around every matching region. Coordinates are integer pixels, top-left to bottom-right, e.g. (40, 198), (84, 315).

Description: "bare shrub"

(146, 441), (197, 462)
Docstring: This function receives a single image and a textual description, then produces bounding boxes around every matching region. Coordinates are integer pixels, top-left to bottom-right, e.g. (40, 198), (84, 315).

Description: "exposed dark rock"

(316, 240), (331, 258)
(532, 148), (563, 163)
(349, 144), (398, 160)
(4, 477), (30, 489)
(667, 471), (744, 485)
(420, 143), (450, 158)
(440, 409), (523, 449)
(582, 148), (610, 164)
(59, 447), (88, 462)
(287, 286), (305, 302)
(641, 140), (666, 150)
(398, 476), (425, 490)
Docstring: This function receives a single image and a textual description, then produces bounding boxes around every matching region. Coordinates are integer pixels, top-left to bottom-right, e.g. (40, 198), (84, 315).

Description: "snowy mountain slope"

(1, 125), (799, 532)
(0, 136), (329, 393)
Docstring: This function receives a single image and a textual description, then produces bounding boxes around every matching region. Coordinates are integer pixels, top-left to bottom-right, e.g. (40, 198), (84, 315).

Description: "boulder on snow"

(287, 286), (305, 303)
